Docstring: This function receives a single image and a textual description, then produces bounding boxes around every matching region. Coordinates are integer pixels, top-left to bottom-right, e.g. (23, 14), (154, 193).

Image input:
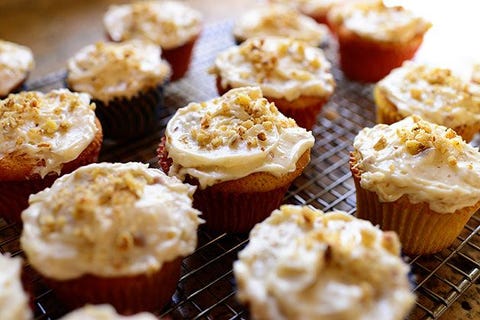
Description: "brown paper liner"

(331, 24), (425, 82)
(157, 138), (311, 233)
(215, 78), (331, 130)
(374, 85), (480, 142)
(349, 152), (480, 255)
(162, 35), (199, 81)
(44, 257), (182, 315)
(93, 86), (163, 140)
(0, 120), (102, 225)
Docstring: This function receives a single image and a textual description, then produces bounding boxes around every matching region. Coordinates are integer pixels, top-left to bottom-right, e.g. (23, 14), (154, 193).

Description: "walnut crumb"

(373, 136), (387, 151)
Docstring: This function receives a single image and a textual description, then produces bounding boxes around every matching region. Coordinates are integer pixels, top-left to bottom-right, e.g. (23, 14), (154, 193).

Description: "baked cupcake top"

(0, 254), (32, 320)
(21, 162), (202, 280)
(0, 40), (34, 97)
(234, 205), (415, 320)
(210, 37), (335, 101)
(104, 0), (202, 50)
(353, 115), (480, 213)
(67, 40), (171, 103)
(60, 304), (157, 320)
(0, 89), (98, 178)
(376, 62), (480, 128)
(165, 86), (315, 188)
(328, 0), (431, 42)
(233, 4), (329, 46)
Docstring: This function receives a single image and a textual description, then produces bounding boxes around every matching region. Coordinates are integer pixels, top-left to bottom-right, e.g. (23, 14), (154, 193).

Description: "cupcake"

(66, 40), (170, 140)
(374, 62), (480, 142)
(269, 0), (347, 25)
(0, 253), (32, 320)
(0, 89), (102, 224)
(350, 116), (480, 255)
(472, 63), (480, 84)
(210, 37), (335, 129)
(103, 0), (202, 80)
(327, 0), (431, 82)
(60, 304), (157, 320)
(233, 205), (416, 320)
(233, 4), (329, 46)
(158, 86), (314, 233)
(0, 40), (34, 98)
(20, 162), (202, 314)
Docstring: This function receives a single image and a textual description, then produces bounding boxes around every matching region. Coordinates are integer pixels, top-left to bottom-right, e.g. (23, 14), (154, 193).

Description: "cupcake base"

(0, 119), (103, 225)
(162, 35), (199, 81)
(93, 86), (163, 140)
(334, 26), (424, 82)
(374, 86), (480, 142)
(158, 138), (311, 233)
(350, 152), (480, 255)
(44, 257), (182, 315)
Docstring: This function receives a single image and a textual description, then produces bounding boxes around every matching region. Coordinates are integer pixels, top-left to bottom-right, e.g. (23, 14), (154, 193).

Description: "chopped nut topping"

(373, 136), (387, 151)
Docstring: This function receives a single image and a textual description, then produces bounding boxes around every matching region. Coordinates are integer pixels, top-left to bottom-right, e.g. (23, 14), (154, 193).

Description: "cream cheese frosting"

(233, 205), (415, 320)
(377, 62), (480, 128)
(271, 0), (341, 17)
(233, 4), (329, 46)
(60, 304), (157, 320)
(67, 40), (171, 103)
(0, 254), (32, 320)
(328, 0), (431, 42)
(103, 0), (202, 50)
(0, 89), (98, 178)
(21, 162), (203, 280)
(165, 86), (315, 188)
(0, 40), (34, 97)
(210, 37), (335, 101)
(353, 116), (480, 213)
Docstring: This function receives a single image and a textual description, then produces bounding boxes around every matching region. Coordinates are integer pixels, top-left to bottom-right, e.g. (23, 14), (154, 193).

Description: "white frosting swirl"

(328, 0), (431, 42)
(0, 89), (98, 178)
(67, 40), (171, 103)
(0, 254), (32, 320)
(233, 4), (329, 46)
(211, 37), (335, 101)
(353, 116), (480, 213)
(60, 304), (157, 320)
(103, 0), (202, 50)
(165, 87), (314, 188)
(0, 40), (34, 97)
(271, 0), (341, 17)
(21, 162), (203, 280)
(377, 62), (480, 128)
(234, 205), (415, 320)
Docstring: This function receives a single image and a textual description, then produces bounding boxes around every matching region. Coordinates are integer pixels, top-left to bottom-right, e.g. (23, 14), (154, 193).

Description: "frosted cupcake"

(374, 62), (480, 142)
(21, 162), (202, 314)
(234, 205), (415, 320)
(60, 304), (157, 320)
(67, 40), (170, 140)
(327, 0), (431, 82)
(104, 0), (202, 80)
(350, 116), (480, 255)
(210, 37), (336, 129)
(0, 253), (32, 320)
(270, 0), (347, 25)
(0, 40), (34, 97)
(158, 87), (314, 232)
(0, 89), (102, 224)
(233, 4), (329, 46)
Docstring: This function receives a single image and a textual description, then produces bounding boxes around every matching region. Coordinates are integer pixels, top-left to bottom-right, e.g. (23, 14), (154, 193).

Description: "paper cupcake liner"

(374, 86), (480, 142)
(94, 86), (164, 140)
(44, 257), (182, 315)
(336, 30), (424, 83)
(0, 125), (102, 225)
(350, 153), (480, 255)
(162, 35), (199, 81)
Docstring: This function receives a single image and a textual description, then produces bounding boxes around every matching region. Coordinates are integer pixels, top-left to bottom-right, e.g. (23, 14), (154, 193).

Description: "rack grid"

(0, 20), (478, 320)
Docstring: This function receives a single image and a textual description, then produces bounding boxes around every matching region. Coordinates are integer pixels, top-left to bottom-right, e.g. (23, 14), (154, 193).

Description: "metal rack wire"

(0, 20), (478, 320)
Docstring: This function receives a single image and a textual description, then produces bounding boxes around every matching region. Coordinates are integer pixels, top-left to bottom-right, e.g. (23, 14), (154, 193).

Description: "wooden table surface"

(0, 1), (478, 319)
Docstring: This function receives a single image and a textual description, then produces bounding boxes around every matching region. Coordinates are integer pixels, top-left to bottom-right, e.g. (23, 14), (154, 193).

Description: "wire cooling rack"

(0, 20), (478, 320)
